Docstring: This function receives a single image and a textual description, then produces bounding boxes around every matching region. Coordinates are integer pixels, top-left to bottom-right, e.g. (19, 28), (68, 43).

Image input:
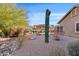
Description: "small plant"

(16, 33), (24, 49)
(50, 45), (66, 56)
(68, 41), (79, 56)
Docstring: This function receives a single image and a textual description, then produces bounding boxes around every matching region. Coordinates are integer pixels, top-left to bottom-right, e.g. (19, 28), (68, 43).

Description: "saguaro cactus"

(45, 9), (51, 43)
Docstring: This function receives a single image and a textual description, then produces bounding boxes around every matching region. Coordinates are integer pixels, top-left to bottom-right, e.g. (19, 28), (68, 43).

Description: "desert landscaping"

(0, 34), (79, 56)
(0, 3), (79, 56)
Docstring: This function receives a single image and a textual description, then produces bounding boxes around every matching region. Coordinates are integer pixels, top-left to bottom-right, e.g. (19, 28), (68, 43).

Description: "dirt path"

(14, 35), (79, 56)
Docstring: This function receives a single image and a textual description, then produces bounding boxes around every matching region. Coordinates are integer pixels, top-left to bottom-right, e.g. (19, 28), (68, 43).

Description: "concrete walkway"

(14, 35), (79, 56)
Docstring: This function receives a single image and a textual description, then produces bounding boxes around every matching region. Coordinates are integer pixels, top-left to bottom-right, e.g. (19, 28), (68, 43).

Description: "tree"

(0, 3), (29, 37)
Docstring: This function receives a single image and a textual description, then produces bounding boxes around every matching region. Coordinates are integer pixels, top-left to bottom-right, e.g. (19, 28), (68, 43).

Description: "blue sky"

(17, 3), (76, 25)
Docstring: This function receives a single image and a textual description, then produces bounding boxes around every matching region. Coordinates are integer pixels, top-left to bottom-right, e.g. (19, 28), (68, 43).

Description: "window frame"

(75, 8), (77, 15)
(71, 8), (77, 17)
(75, 22), (79, 33)
(60, 26), (63, 32)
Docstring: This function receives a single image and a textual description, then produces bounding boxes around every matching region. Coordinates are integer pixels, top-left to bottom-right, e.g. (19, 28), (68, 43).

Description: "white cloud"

(29, 12), (65, 18)
(28, 12), (66, 25)
(50, 13), (65, 17)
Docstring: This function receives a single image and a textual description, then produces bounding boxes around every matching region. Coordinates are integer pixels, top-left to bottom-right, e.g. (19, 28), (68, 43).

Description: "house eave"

(57, 6), (76, 24)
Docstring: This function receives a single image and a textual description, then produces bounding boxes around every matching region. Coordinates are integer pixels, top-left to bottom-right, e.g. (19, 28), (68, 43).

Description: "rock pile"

(0, 39), (17, 56)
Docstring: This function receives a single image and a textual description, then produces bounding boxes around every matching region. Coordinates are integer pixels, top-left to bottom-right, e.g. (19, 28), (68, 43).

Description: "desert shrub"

(0, 32), (5, 37)
(50, 45), (66, 56)
(16, 33), (25, 49)
(68, 41), (79, 56)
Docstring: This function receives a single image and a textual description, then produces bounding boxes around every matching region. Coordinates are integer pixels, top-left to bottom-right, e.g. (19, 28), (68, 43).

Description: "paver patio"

(14, 35), (79, 56)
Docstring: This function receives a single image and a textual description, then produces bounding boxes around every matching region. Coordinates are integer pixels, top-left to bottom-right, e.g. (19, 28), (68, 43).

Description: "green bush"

(68, 41), (79, 56)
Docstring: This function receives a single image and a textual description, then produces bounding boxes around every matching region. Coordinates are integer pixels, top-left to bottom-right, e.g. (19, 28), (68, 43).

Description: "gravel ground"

(14, 35), (79, 56)
(0, 38), (17, 56)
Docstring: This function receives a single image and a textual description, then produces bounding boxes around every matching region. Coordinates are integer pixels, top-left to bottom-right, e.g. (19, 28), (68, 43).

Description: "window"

(71, 8), (77, 16)
(60, 26), (63, 32)
(72, 9), (75, 16)
(75, 22), (79, 32)
(56, 26), (63, 32)
(71, 7), (79, 16)
(56, 26), (60, 32)
(76, 7), (79, 14)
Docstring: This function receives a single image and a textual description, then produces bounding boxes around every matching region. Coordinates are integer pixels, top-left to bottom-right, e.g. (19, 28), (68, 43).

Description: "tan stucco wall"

(59, 8), (79, 38)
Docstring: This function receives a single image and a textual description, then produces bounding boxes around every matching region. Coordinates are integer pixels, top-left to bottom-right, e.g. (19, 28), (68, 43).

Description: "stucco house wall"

(59, 6), (79, 38)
